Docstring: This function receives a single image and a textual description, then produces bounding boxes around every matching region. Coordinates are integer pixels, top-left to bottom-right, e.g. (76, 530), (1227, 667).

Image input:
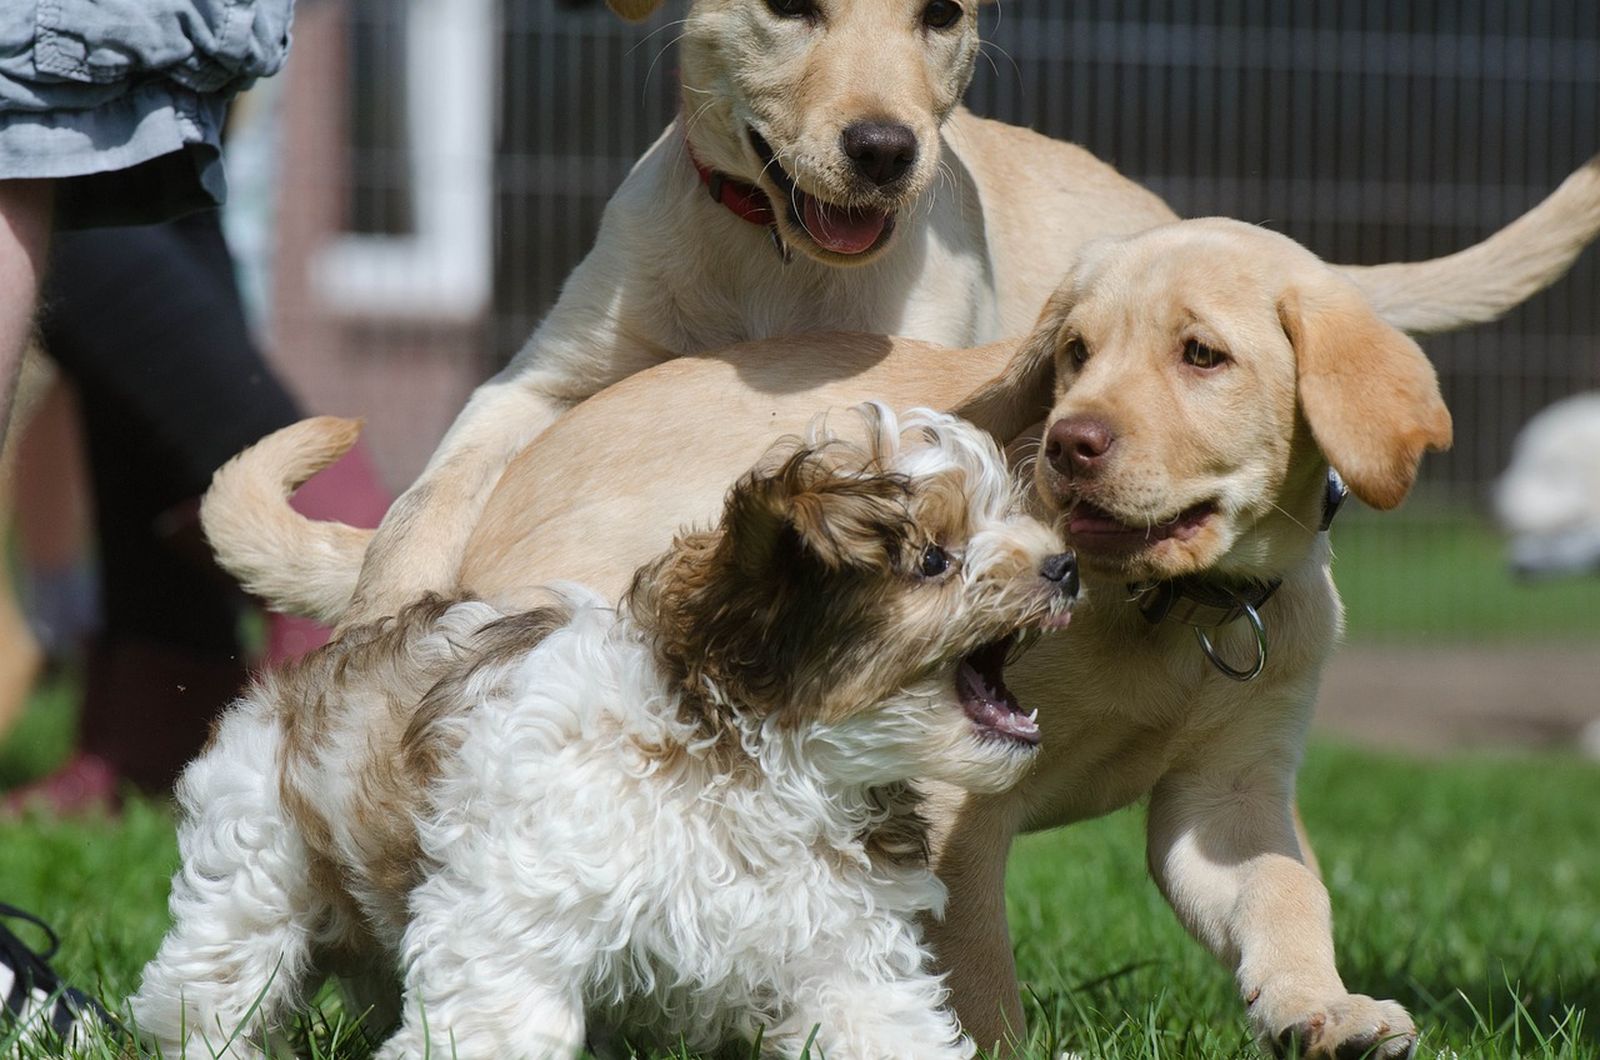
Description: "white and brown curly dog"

(132, 407), (1077, 1060)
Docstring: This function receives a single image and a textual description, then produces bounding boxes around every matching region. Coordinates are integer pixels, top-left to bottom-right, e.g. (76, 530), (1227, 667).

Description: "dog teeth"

(1026, 709), (1039, 723)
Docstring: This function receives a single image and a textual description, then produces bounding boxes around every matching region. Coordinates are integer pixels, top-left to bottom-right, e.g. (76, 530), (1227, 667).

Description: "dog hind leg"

(131, 703), (327, 1058)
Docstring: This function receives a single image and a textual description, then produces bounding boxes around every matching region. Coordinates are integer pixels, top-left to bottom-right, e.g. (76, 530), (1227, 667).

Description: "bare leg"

(0, 180), (53, 437)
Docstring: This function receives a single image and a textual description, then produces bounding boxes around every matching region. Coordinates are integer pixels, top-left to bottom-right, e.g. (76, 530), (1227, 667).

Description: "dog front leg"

(1147, 752), (1416, 1058)
(778, 960), (974, 1060)
(923, 790), (1028, 1057)
(376, 909), (585, 1059)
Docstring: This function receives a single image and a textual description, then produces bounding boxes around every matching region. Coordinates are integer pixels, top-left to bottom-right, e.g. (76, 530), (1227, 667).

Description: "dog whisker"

(977, 40), (1023, 92)
(646, 31), (692, 91)
(682, 97), (721, 139)
(625, 17), (689, 60)
(1269, 502), (1316, 537)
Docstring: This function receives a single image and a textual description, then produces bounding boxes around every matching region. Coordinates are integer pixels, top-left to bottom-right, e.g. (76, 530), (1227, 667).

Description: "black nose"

(841, 121), (918, 187)
(1040, 551), (1079, 596)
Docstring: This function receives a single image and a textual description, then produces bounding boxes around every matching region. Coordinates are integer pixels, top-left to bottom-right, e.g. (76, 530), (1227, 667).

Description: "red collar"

(688, 145), (777, 228)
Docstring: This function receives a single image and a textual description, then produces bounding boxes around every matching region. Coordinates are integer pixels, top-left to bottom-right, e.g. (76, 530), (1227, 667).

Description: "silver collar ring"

(1193, 598), (1268, 682)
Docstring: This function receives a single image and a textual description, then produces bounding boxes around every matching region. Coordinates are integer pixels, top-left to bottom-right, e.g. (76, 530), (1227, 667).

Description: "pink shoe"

(2, 754), (120, 818)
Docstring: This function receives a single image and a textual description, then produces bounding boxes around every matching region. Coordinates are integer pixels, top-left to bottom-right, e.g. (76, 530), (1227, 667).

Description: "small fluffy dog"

(133, 407), (1076, 1060)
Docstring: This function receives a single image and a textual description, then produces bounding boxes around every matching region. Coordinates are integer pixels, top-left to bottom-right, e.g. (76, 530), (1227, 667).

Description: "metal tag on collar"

(1320, 468), (1349, 532)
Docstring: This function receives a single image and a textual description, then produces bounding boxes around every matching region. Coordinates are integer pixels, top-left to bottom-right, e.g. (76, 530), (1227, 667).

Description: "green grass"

(1333, 506), (1600, 641)
(3, 507), (1595, 1055)
(3, 678), (1597, 1059)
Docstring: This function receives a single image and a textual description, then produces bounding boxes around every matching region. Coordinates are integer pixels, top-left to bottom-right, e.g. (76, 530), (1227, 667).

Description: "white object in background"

(311, 0), (496, 321)
(1493, 391), (1600, 577)
(1580, 718), (1600, 763)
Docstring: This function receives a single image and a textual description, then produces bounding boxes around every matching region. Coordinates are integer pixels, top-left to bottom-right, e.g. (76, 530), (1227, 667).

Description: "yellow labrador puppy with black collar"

(230, 0), (1596, 631)
(207, 205), (1600, 1055)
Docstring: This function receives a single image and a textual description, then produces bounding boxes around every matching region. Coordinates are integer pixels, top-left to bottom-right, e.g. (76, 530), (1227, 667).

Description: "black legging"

(37, 211), (300, 653)
(32, 210), (303, 788)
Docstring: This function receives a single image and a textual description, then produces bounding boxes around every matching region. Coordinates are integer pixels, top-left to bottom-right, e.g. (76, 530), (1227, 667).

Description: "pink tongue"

(802, 195), (889, 254)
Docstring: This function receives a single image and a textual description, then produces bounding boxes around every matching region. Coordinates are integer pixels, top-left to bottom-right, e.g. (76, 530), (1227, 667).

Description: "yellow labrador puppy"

(254, 0), (1600, 626)
(207, 216), (1495, 1056)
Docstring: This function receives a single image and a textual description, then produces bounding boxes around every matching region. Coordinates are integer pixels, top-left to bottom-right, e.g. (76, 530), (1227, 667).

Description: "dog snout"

(1039, 551), (1079, 597)
(841, 121), (918, 188)
(1044, 417), (1116, 479)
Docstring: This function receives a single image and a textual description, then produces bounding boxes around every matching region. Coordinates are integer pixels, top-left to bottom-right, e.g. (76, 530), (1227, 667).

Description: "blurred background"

(6, 0), (1599, 765)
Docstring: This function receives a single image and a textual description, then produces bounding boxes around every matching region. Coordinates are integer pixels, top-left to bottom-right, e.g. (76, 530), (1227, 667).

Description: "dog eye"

(766, 0), (816, 18)
(922, 0), (963, 29)
(1182, 339), (1228, 370)
(1062, 337), (1090, 370)
(917, 544), (950, 578)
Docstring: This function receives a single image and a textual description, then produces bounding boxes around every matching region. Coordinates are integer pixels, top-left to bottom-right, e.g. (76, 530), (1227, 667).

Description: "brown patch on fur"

(625, 442), (918, 750)
(275, 594), (572, 935)
(860, 782), (932, 869)
(400, 606), (572, 780)
(1280, 283), (1454, 510)
(276, 777), (368, 951)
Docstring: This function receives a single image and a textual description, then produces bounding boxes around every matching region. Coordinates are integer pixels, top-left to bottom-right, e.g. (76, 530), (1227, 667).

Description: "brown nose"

(842, 122), (918, 187)
(1044, 417), (1115, 478)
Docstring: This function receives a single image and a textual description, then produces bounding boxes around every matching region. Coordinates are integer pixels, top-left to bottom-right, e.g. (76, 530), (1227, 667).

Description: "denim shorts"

(0, 0), (294, 228)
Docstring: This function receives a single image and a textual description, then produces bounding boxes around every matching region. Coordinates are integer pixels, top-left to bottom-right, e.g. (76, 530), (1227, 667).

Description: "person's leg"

(39, 216), (301, 487)
(0, 181), (52, 436)
(40, 212), (390, 669)
(24, 215), (298, 799)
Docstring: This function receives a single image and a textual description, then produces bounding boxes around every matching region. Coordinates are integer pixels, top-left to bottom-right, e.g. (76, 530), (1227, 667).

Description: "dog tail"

(201, 417), (376, 623)
(1340, 152), (1600, 334)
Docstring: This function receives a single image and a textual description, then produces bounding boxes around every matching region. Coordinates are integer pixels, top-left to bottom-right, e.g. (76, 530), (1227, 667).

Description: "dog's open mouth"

(956, 636), (1039, 746)
(749, 128), (896, 256)
(1065, 500), (1217, 554)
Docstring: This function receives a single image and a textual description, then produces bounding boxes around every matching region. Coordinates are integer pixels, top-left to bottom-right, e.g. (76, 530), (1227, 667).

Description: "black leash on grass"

(0, 901), (122, 1043)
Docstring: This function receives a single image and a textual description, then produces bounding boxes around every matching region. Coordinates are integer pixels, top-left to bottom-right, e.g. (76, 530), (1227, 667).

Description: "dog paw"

(1263, 994), (1417, 1059)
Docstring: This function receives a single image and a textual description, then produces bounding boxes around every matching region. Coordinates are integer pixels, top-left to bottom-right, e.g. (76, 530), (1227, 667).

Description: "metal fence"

(337, 0), (1600, 639)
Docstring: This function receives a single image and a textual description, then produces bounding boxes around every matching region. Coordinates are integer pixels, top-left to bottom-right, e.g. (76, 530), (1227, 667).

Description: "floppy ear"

(951, 291), (1068, 445)
(1280, 277), (1453, 510)
(722, 448), (911, 574)
(604, 0), (664, 20)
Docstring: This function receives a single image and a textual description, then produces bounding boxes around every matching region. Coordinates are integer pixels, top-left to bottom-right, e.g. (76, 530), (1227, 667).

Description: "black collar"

(1134, 575), (1281, 629)
(1127, 469), (1349, 681)
(1133, 468), (1347, 627)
